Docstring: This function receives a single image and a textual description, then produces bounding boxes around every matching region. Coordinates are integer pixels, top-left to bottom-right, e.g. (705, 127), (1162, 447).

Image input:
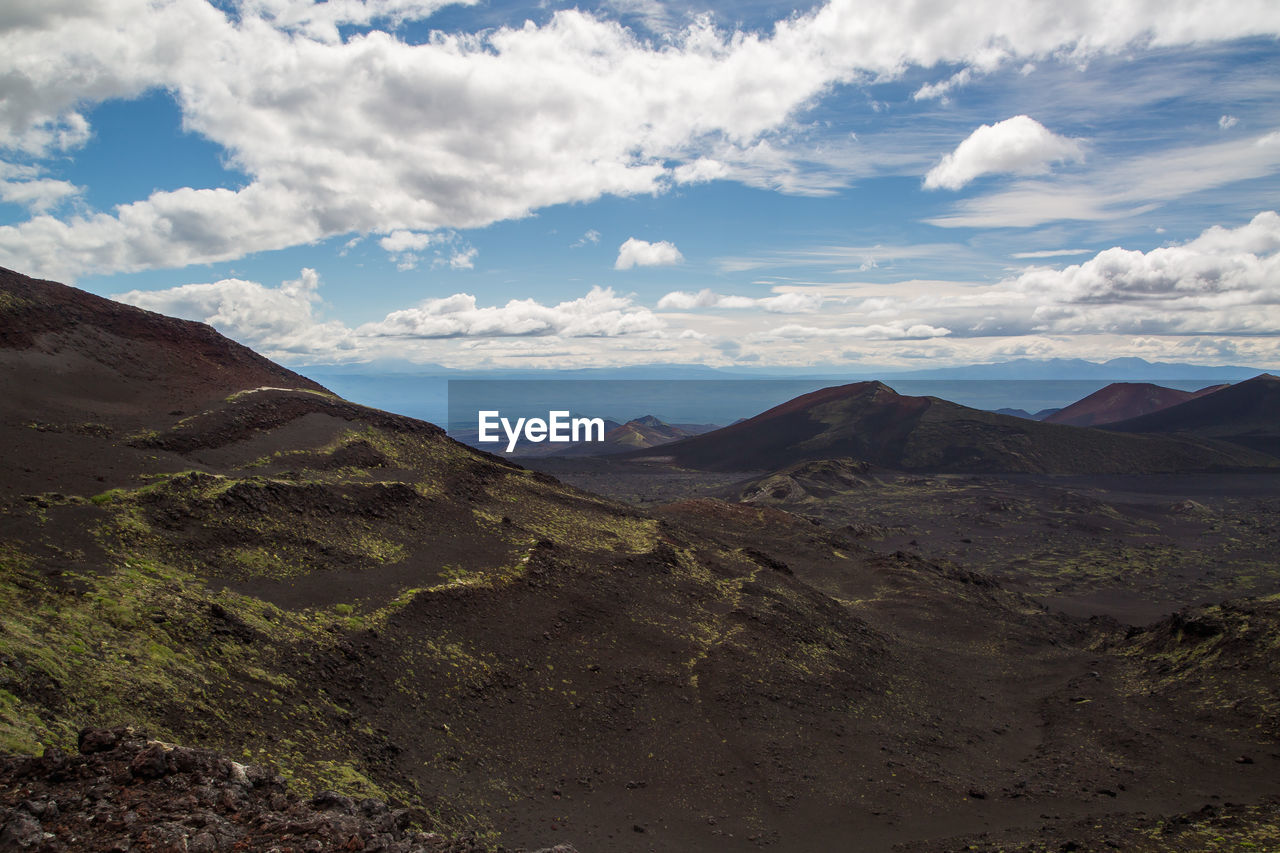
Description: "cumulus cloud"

(657, 288), (823, 312)
(113, 271), (665, 362)
(362, 286), (664, 338)
(924, 116), (1084, 190)
(672, 158), (730, 184)
(113, 268), (355, 356)
(3, 0), (1280, 278)
(571, 229), (601, 248)
(615, 238), (683, 270)
(0, 161), (80, 211)
(992, 212), (1280, 336)
(1220, 114), (1239, 130)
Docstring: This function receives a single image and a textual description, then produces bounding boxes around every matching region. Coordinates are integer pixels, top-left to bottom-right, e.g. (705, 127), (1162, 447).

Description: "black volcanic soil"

(3, 268), (1280, 852)
(533, 456), (1280, 625)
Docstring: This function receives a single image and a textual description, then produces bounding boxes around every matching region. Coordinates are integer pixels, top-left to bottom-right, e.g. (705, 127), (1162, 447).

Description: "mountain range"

(628, 380), (1276, 474)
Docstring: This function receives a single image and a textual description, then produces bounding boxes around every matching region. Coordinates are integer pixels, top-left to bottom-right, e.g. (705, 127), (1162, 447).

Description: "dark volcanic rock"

(0, 727), (563, 852)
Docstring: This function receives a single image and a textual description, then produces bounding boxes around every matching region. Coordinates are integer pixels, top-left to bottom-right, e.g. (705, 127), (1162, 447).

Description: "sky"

(2, 0), (1280, 371)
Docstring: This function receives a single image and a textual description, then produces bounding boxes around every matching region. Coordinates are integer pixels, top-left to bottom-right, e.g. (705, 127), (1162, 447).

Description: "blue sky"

(2, 0), (1279, 370)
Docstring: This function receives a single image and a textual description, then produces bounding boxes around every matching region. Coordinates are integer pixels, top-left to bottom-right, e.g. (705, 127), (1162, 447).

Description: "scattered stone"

(0, 726), (538, 853)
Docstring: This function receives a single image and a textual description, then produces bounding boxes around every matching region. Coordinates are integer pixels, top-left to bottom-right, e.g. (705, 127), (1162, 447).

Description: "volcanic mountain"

(1102, 373), (1280, 457)
(548, 414), (719, 456)
(1043, 381), (1229, 427)
(4, 267), (1280, 851)
(628, 380), (1275, 474)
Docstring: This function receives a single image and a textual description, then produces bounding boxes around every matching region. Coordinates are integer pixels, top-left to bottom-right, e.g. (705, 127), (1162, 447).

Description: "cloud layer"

(657, 288), (822, 312)
(107, 213), (1280, 368)
(4, 0), (1280, 278)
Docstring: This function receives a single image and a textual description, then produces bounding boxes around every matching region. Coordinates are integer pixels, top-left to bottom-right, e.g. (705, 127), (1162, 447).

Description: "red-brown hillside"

(1044, 382), (1227, 427)
(1104, 373), (1280, 457)
(0, 266), (328, 432)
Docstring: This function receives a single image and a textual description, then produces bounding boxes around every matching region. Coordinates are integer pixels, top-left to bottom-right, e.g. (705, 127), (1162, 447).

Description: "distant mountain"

(1104, 374), (1280, 457)
(1045, 382), (1229, 427)
(882, 357), (1270, 381)
(590, 415), (720, 452)
(296, 357), (1276, 383)
(995, 407), (1062, 420)
(544, 415), (719, 456)
(628, 381), (1276, 474)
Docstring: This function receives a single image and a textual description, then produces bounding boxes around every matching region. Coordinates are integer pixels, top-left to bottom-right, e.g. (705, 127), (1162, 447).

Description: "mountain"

(1044, 381), (1229, 427)
(627, 380), (1276, 474)
(5, 267), (1280, 851)
(555, 414), (719, 456)
(883, 356), (1271, 380)
(1104, 373), (1280, 456)
(0, 267), (325, 428)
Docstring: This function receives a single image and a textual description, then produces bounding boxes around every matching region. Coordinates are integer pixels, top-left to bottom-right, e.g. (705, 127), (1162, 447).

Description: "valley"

(1, 267), (1278, 852)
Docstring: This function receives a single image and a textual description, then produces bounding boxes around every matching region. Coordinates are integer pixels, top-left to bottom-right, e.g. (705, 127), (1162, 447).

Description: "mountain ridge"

(1044, 381), (1229, 427)
(628, 380), (1276, 474)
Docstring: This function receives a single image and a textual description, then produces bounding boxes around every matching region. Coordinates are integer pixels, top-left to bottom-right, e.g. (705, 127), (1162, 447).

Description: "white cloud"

(113, 268), (355, 356)
(113, 272), (665, 363)
(757, 322), (952, 340)
(912, 67), (973, 102)
(240, 0), (477, 43)
(1010, 211), (1280, 334)
(378, 230), (437, 254)
(657, 288), (823, 313)
(0, 172), (80, 212)
(571, 228), (602, 248)
(1220, 114), (1239, 130)
(672, 158), (729, 184)
(442, 246), (476, 270)
(928, 129), (1280, 228)
(2, 0), (1280, 278)
(615, 237), (683, 270)
(924, 116), (1085, 190)
(377, 229), (475, 271)
(362, 286), (664, 338)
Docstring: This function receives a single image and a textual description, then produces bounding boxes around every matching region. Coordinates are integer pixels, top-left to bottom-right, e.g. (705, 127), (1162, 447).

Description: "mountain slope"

(3, 269), (1279, 851)
(1104, 373), (1280, 456)
(1044, 381), (1228, 427)
(0, 266), (325, 427)
(629, 381), (1275, 474)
